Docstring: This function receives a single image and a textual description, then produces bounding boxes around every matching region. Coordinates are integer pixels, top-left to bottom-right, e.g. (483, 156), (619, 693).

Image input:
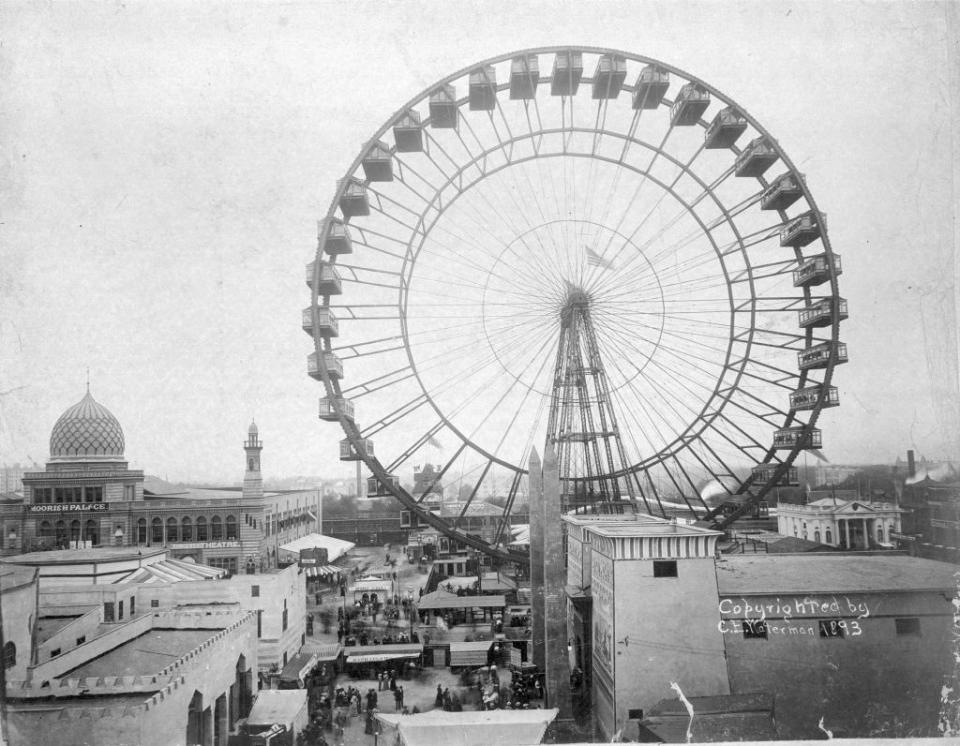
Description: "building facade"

(0, 390), (321, 575)
(565, 514), (956, 740)
(777, 497), (903, 549)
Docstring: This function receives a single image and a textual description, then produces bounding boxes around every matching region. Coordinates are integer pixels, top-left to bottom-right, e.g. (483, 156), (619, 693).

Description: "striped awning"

(305, 564), (343, 579)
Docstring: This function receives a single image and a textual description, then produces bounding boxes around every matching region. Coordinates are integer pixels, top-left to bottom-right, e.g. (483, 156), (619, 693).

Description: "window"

(130, 596), (135, 616)
(742, 620), (768, 639)
(182, 517), (192, 541)
(251, 585), (260, 598)
(802, 522), (808, 540)
(208, 557), (237, 575)
(825, 528), (833, 544)
(895, 617), (920, 636)
(282, 608), (288, 632)
(84, 486), (103, 503)
(85, 519), (99, 546)
(75, 636), (86, 646)
(2, 642), (15, 670)
(55, 520), (67, 545)
(167, 517), (179, 542)
(103, 602), (115, 623)
(196, 516), (207, 541)
(124, 484), (135, 501)
(70, 520), (81, 543)
(653, 560), (678, 578)
(39, 521), (53, 538)
(50, 648), (61, 658)
(813, 529), (821, 543)
(226, 515), (237, 540)
(211, 516), (223, 540)
(137, 518), (147, 544)
(876, 524), (884, 543)
(151, 599), (159, 608)
(118, 600), (124, 620)
(34, 487), (52, 504)
(151, 517), (163, 544)
(818, 619), (845, 638)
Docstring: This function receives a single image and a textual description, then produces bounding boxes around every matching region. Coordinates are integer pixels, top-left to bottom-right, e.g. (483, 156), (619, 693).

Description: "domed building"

(1, 390), (322, 577)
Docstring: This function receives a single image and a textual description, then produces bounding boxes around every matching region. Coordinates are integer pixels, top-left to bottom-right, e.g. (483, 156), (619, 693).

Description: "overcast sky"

(1, 1), (957, 483)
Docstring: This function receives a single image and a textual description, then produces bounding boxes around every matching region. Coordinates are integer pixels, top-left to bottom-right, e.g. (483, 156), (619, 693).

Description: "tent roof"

(279, 533), (355, 561)
(449, 641), (494, 653)
(247, 690), (308, 726)
(418, 592), (506, 610)
(377, 708), (557, 746)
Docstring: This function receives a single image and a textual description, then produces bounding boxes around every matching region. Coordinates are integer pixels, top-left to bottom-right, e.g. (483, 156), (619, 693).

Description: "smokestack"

(907, 450), (916, 478)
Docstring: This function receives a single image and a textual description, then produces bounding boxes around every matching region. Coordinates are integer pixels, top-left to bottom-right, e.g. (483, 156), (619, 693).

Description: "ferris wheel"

(305, 47), (846, 562)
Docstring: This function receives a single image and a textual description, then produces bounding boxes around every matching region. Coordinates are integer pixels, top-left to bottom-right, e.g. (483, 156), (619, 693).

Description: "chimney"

(907, 450), (916, 478)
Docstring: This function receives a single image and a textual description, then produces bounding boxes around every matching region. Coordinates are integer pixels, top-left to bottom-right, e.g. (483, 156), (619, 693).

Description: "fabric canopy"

(346, 643), (422, 664)
(305, 564), (343, 578)
(417, 592), (506, 610)
(302, 642), (342, 662)
(346, 652), (420, 664)
(376, 708), (558, 746)
(279, 652), (319, 685)
(279, 533), (355, 561)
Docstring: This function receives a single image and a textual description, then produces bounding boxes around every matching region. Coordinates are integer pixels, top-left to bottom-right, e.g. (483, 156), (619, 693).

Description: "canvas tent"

(278, 533), (355, 562)
(376, 708), (557, 746)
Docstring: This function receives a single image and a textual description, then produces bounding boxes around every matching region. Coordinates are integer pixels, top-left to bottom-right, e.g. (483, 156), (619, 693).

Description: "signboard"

(28, 503), (109, 513)
(300, 547), (329, 567)
(171, 541), (240, 550)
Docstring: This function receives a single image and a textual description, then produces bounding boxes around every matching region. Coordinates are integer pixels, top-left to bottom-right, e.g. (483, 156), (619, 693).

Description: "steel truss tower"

(546, 285), (639, 513)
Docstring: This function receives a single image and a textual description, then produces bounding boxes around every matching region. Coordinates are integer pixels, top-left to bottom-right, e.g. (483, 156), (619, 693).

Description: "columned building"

(1, 390), (321, 573)
(776, 497), (903, 549)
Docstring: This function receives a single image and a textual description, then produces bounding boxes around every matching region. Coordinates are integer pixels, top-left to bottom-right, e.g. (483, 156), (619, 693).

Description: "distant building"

(898, 476), (960, 563)
(565, 514), (955, 740)
(0, 389), (321, 575)
(777, 496), (903, 548)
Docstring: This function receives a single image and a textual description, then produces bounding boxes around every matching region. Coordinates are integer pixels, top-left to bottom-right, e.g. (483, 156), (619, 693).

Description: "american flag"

(584, 246), (615, 270)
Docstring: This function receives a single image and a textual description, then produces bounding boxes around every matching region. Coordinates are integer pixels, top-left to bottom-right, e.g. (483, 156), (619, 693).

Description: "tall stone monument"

(529, 443), (572, 717)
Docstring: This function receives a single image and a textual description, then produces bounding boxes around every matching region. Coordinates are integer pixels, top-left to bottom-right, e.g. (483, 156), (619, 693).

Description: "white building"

(777, 497), (903, 549)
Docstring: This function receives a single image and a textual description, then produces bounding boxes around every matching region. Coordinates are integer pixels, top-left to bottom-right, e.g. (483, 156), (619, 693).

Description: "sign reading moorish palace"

(27, 503), (109, 513)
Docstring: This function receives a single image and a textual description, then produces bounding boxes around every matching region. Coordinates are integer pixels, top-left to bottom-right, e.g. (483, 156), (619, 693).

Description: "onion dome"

(248, 420), (258, 436)
(49, 391), (125, 461)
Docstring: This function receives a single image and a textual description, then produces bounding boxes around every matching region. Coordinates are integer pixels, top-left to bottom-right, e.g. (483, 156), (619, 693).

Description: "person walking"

(435, 684), (443, 709)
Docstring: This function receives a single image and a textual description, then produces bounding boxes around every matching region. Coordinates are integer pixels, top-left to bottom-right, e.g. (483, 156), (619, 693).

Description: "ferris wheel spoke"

(493, 470), (525, 546)
(359, 392), (431, 439)
(386, 419), (450, 473)
(331, 335), (406, 360)
(340, 366), (415, 399)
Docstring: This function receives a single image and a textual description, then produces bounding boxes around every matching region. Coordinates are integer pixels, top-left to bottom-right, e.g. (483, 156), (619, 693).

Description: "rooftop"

(586, 522), (721, 538)
(64, 628), (221, 678)
(1, 547), (166, 566)
(716, 553), (957, 596)
(0, 566), (37, 593)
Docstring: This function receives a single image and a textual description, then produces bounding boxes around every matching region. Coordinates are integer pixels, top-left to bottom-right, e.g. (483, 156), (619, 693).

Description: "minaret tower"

(243, 421), (264, 500)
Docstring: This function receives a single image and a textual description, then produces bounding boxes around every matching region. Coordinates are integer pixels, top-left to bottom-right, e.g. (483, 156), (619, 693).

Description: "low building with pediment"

(776, 496), (903, 549)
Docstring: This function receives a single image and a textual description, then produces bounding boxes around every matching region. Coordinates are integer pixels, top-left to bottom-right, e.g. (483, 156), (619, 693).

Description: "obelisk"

(542, 441), (572, 716)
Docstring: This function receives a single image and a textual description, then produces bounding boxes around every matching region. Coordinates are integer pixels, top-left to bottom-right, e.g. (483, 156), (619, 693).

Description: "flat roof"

(248, 689), (307, 726)
(0, 566), (37, 592)
(716, 553), (957, 596)
(586, 522), (721, 538)
(2, 547), (166, 566)
(65, 628), (221, 678)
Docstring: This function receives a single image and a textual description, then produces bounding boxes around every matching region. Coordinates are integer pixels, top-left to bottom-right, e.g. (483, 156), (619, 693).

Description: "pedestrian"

(377, 671), (383, 691)
(393, 688), (401, 711)
(435, 684), (443, 709)
(398, 685), (404, 710)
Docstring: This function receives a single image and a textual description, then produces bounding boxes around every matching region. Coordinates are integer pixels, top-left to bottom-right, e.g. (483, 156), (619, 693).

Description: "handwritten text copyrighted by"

(719, 595), (871, 620)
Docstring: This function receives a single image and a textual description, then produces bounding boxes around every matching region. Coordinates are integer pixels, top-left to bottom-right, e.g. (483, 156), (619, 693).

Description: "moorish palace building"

(0, 389), (321, 573)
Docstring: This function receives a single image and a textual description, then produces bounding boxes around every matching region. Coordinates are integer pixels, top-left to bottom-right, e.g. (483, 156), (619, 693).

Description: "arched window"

(85, 519), (99, 546)
(137, 518), (147, 545)
(196, 516), (208, 541)
(70, 520), (81, 543)
(3, 641), (15, 670)
(151, 517), (163, 544)
(55, 520), (67, 546)
(182, 517), (192, 541)
(825, 528), (833, 545)
(814, 529), (821, 543)
(226, 515), (237, 540)
(876, 524), (884, 543)
(211, 516), (223, 541)
(39, 521), (53, 538)
(167, 517), (179, 543)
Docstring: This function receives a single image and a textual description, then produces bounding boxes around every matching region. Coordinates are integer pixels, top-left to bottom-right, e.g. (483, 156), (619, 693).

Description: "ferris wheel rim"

(308, 45), (845, 550)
